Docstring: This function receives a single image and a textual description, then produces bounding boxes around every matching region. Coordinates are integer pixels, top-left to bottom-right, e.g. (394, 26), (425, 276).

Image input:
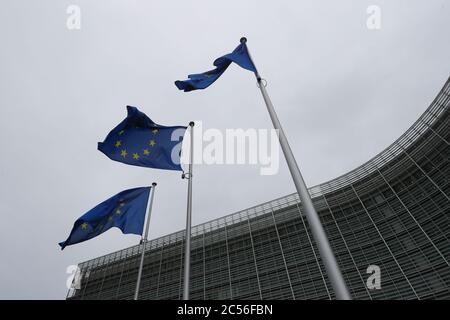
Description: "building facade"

(67, 78), (450, 300)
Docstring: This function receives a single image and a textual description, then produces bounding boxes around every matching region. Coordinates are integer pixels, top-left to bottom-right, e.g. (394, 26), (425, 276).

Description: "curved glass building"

(67, 78), (450, 300)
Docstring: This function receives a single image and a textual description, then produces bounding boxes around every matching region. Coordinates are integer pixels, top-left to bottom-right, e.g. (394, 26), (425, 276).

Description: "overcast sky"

(0, 0), (449, 299)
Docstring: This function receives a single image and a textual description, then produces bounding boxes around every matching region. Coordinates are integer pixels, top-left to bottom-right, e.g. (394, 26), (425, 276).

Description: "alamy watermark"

(178, 122), (280, 176)
(66, 5), (81, 30)
(366, 265), (381, 290)
(66, 265), (82, 289)
(366, 5), (381, 30)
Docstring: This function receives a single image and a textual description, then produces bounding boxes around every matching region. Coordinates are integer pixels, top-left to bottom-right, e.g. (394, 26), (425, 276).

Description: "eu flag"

(59, 187), (151, 250)
(175, 41), (257, 92)
(98, 106), (187, 171)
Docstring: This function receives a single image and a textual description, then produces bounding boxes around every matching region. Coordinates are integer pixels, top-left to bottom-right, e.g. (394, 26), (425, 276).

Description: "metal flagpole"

(182, 121), (195, 300)
(241, 37), (351, 300)
(134, 182), (157, 300)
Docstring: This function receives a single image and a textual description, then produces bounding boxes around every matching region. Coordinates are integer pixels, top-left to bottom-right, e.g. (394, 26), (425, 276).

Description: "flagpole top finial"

(240, 37), (247, 43)
(189, 121), (195, 127)
(152, 182), (157, 186)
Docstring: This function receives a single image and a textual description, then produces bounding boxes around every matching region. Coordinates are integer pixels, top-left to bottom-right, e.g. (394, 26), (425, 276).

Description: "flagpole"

(241, 37), (351, 300)
(182, 121), (195, 300)
(134, 182), (157, 300)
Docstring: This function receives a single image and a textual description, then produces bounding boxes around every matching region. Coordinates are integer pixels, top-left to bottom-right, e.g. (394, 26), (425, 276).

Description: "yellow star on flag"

(149, 139), (156, 147)
(81, 222), (88, 230)
(119, 130), (125, 135)
(115, 140), (122, 147)
(121, 149), (127, 157)
(143, 149), (150, 155)
(133, 153), (140, 160)
(152, 129), (158, 134)
(116, 209), (121, 215)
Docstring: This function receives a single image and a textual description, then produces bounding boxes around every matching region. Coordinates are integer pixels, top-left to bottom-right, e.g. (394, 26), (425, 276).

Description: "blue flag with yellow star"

(98, 106), (187, 171)
(175, 41), (257, 92)
(59, 187), (151, 250)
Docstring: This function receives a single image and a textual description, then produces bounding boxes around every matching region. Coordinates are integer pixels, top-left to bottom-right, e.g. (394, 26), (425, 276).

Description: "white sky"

(0, 0), (449, 299)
